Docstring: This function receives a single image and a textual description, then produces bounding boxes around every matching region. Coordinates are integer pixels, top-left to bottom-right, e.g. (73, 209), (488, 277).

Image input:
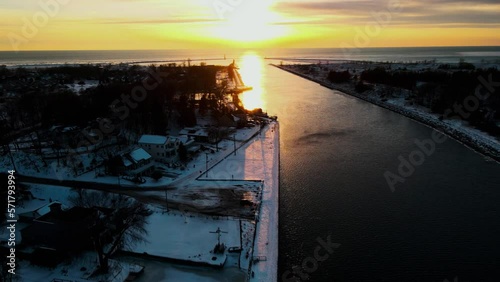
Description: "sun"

(211, 1), (288, 43)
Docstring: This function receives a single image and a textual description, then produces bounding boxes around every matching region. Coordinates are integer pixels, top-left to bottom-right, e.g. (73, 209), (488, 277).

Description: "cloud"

(272, 0), (500, 27)
(274, 1), (379, 14)
(100, 18), (220, 25)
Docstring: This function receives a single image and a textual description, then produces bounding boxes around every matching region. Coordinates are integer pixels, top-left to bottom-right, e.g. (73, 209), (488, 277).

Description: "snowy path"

(203, 122), (280, 281)
(250, 122), (279, 282)
(164, 126), (262, 189)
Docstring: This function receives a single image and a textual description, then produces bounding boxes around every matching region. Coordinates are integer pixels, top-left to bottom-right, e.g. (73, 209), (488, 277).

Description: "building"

(138, 135), (169, 161)
(121, 148), (155, 177)
(20, 203), (97, 266)
(18, 201), (68, 223)
(138, 134), (191, 164)
(178, 127), (218, 144)
(105, 147), (154, 177)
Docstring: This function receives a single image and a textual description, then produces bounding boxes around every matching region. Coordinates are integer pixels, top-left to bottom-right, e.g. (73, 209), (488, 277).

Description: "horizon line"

(1, 45), (500, 53)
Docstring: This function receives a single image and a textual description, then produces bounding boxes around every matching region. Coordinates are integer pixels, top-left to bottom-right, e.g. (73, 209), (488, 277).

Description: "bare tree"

(69, 190), (152, 273)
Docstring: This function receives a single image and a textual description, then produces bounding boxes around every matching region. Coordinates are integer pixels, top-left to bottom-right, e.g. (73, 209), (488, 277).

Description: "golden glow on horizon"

(238, 53), (266, 111)
(211, 1), (289, 44)
(0, 0), (500, 50)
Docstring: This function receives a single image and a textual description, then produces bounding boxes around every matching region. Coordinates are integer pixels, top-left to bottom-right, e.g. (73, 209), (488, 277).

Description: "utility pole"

(205, 153), (209, 178)
(209, 227), (228, 246)
(233, 133), (236, 156)
(238, 219), (242, 269)
(165, 189), (169, 212)
(216, 127), (219, 152)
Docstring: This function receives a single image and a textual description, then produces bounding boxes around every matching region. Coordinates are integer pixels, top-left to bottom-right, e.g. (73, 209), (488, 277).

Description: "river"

(244, 55), (500, 281)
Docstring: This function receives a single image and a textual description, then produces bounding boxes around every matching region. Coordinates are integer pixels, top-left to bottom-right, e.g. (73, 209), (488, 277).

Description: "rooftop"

(129, 148), (152, 162)
(18, 201), (68, 220)
(36, 206), (95, 223)
(138, 135), (167, 145)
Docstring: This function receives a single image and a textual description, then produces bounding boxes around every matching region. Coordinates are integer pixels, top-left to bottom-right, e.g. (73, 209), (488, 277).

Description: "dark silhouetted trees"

(328, 70), (351, 83)
(69, 191), (152, 273)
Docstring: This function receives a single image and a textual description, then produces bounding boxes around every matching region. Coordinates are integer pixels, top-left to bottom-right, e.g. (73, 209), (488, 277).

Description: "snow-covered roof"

(138, 135), (167, 145)
(166, 136), (182, 144)
(179, 127), (197, 135)
(62, 126), (78, 133)
(19, 201), (68, 220)
(177, 135), (189, 144)
(35, 201), (66, 217)
(129, 148), (151, 162)
(121, 156), (133, 167)
(179, 127), (209, 137)
(193, 129), (209, 137)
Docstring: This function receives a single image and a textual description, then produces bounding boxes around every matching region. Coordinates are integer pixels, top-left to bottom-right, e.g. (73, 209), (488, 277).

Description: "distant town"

(0, 61), (279, 281)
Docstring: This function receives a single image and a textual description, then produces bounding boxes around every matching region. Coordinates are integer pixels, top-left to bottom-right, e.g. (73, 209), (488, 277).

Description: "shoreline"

(250, 121), (279, 282)
(272, 64), (500, 163)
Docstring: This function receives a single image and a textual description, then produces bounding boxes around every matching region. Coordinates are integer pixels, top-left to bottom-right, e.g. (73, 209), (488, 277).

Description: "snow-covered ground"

(7, 121), (279, 281)
(119, 256), (247, 282)
(0, 125), (262, 189)
(65, 80), (100, 94)
(127, 208), (241, 267)
(128, 121), (279, 279)
(203, 121), (280, 281)
(4, 182), (253, 281)
(249, 122), (279, 282)
(17, 252), (143, 282)
(124, 121), (279, 280)
(208, 128), (272, 181)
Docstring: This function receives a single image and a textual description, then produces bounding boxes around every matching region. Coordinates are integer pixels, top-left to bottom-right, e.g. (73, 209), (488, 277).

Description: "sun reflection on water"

(237, 53), (266, 111)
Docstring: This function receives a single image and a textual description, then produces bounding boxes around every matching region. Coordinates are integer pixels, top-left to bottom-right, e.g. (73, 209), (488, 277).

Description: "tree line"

(328, 66), (500, 135)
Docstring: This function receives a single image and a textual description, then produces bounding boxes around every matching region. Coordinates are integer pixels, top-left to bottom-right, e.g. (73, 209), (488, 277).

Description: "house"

(105, 148), (154, 177)
(138, 134), (189, 164)
(122, 147), (155, 177)
(138, 135), (169, 161)
(20, 203), (97, 266)
(178, 127), (218, 144)
(176, 135), (199, 157)
(119, 148), (154, 177)
(18, 201), (68, 223)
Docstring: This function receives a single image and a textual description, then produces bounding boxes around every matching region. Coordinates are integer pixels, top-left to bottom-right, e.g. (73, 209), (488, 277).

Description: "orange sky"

(1, 0), (499, 51)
